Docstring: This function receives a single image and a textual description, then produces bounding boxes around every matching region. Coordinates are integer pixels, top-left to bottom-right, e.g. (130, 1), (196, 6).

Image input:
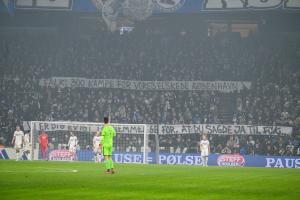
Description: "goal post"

(29, 121), (149, 163)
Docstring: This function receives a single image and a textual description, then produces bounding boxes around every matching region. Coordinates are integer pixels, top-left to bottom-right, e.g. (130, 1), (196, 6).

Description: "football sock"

(105, 160), (110, 170)
(110, 159), (114, 169)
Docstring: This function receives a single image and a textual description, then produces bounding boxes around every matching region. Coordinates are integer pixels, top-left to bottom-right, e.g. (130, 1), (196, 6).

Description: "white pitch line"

(0, 169), (79, 173)
(37, 167), (79, 173)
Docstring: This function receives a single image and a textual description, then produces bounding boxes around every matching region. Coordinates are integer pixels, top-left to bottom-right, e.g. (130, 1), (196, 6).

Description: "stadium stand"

(0, 25), (299, 156)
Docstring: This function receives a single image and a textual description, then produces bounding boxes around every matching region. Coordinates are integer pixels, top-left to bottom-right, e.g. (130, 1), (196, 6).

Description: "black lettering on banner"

(72, 125), (78, 131)
(51, 124), (57, 131)
(141, 82), (147, 90)
(191, 82), (198, 90)
(133, 81), (141, 90)
(181, 125), (186, 133)
(149, 125), (157, 134)
(104, 80), (112, 88)
(147, 82), (153, 90)
(234, 125), (241, 134)
(59, 124), (65, 130)
(263, 126), (271, 135)
(58, 78), (64, 87)
(193, 124), (202, 134)
(219, 125), (228, 134)
(247, 126), (254, 134)
(38, 123), (44, 131)
(44, 123), (49, 131)
(216, 82), (222, 91)
(275, 127), (282, 135)
(255, 126), (260, 135)
(170, 82), (176, 90)
(206, 124), (212, 134)
(32, 123), (292, 135)
(67, 126), (73, 131)
(180, 82), (188, 90)
(227, 125), (232, 134)
(88, 79), (95, 88)
(161, 126), (175, 134)
(181, 125), (191, 134)
(40, 78), (252, 92)
(80, 79), (85, 87)
(80, 126), (88, 132)
(125, 80), (131, 89)
(211, 125), (218, 134)
(116, 80), (122, 89)
(162, 82), (167, 90)
(96, 79), (105, 88)
(263, 126), (282, 135)
(70, 79), (77, 87)
(240, 125), (246, 134)
(129, 126), (138, 134)
(48, 78), (57, 88)
(113, 125), (144, 134)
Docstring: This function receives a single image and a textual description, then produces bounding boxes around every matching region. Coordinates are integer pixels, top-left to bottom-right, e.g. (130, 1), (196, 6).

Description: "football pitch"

(0, 160), (299, 200)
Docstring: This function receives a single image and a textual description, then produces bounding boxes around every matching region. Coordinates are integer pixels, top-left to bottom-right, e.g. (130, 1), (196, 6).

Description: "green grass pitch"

(0, 160), (299, 200)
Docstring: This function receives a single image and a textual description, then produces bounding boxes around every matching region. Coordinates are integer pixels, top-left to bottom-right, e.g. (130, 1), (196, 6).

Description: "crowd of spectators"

(0, 27), (299, 156)
(159, 134), (300, 156)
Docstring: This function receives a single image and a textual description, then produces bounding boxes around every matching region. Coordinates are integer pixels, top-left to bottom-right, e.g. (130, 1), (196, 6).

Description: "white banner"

(27, 122), (292, 136)
(156, 124), (293, 136)
(39, 77), (251, 92)
(31, 122), (146, 134)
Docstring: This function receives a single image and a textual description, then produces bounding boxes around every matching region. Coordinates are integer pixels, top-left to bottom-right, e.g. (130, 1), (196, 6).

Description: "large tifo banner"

(75, 0), (300, 13)
(27, 121), (293, 136)
(39, 77), (251, 92)
(10, 0), (300, 13)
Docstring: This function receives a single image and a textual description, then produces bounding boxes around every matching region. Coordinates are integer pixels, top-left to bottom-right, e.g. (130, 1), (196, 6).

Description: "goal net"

(30, 121), (150, 164)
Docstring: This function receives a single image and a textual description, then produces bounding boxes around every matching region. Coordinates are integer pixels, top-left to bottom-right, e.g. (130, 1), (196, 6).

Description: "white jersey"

(68, 136), (78, 148)
(200, 139), (210, 156)
(93, 136), (102, 148)
(14, 131), (24, 147)
(24, 133), (31, 150)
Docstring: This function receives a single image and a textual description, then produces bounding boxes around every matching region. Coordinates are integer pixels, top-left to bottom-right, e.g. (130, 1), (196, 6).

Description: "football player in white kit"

(68, 132), (78, 161)
(23, 131), (31, 160)
(11, 126), (24, 161)
(199, 134), (210, 167)
(93, 132), (102, 163)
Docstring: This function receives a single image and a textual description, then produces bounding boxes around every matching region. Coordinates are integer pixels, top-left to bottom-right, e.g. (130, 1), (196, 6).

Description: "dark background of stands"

(0, 9), (299, 156)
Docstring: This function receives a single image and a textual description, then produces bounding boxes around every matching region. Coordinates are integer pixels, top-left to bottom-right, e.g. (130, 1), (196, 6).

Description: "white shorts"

(14, 144), (22, 150)
(93, 147), (101, 154)
(24, 145), (31, 152)
(201, 150), (209, 157)
(69, 146), (77, 153)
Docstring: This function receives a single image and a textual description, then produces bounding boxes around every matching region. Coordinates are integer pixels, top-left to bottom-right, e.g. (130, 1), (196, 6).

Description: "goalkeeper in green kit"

(101, 117), (116, 174)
